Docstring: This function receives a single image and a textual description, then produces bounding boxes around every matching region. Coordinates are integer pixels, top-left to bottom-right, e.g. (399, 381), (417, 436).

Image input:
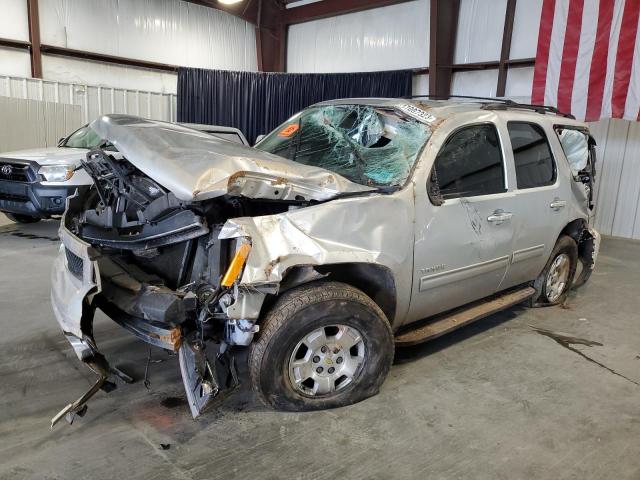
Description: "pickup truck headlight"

(38, 165), (75, 182)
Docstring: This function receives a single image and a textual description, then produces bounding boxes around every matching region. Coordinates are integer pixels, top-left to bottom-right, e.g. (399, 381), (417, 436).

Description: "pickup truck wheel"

(249, 281), (394, 411)
(531, 235), (578, 306)
(4, 212), (40, 223)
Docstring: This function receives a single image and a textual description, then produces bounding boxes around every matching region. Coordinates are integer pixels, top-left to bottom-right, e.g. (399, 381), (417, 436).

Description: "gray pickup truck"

(0, 123), (247, 223)
(49, 100), (599, 426)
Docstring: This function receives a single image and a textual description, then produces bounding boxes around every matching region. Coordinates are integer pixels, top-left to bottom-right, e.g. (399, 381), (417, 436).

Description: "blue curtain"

(177, 68), (413, 144)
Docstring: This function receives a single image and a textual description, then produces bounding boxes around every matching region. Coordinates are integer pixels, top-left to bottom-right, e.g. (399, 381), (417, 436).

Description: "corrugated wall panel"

(588, 119), (639, 238)
(0, 47), (31, 78)
(0, 0), (29, 41)
(455, 0), (507, 64)
(41, 55), (179, 94)
(510, 0), (543, 59)
(610, 123), (640, 238)
(0, 96), (82, 151)
(39, 0), (257, 72)
(0, 74), (177, 123)
(287, 0), (430, 73)
(451, 70), (499, 97)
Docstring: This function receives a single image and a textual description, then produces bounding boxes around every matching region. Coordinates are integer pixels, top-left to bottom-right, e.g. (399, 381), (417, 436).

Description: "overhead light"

(218, 0), (242, 4)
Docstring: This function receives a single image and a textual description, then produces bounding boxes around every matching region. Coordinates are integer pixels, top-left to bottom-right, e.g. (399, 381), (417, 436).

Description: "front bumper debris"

(50, 221), (241, 426)
(179, 340), (238, 418)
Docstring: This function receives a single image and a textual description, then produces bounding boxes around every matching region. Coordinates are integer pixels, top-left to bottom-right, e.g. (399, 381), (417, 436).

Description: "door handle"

(550, 199), (567, 211)
(487, 210), (513, 225)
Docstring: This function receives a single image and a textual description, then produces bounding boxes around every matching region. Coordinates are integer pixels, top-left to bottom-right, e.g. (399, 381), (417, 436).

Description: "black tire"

(249, 281), (394, 411)
(4, 212), (40, 224)
(529, 235), (578, 306)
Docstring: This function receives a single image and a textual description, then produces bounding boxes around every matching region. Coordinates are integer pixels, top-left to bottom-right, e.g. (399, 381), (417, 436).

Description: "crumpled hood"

(0, 147), (88, 165)
(90, 114), (373, 202)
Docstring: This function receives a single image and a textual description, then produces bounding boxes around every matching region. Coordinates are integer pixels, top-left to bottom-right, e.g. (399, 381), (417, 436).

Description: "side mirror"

(57, 137), (65, 146)
(254, 134), (265, 146)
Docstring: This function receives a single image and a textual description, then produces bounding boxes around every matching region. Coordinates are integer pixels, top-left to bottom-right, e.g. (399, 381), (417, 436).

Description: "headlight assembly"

(39, 164), (75, 182)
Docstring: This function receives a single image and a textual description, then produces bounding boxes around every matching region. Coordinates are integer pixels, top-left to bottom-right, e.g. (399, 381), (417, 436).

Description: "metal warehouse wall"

(0, 0), (257, 94)
(286, 0), (431, 95)
(0, 74), (177, 125)
(0, 96), (81, 151)
(589, 120), (640, 239)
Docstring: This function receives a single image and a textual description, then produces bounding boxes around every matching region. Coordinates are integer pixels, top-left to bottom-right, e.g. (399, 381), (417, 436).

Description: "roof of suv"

(313, 98), (587, 129)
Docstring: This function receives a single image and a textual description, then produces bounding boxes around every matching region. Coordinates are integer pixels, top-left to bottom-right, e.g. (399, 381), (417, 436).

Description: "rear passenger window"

(508, 122), (556, 189)
(431, 124), (505, 200)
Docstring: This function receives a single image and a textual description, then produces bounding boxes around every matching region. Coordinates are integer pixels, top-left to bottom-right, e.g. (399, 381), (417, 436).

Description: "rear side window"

(508, 122), (556, 189)
(431, 124), (505, 200)
(555, 127), (590, 176)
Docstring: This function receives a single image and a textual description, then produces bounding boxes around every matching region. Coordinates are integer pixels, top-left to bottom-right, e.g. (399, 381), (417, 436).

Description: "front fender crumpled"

(218, 193), (415, 286)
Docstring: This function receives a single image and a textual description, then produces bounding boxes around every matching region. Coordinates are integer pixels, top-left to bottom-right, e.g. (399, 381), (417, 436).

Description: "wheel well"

(559, 218), (587, 243)
(558, 218), (595, 271)
(265, 263), (397, 324)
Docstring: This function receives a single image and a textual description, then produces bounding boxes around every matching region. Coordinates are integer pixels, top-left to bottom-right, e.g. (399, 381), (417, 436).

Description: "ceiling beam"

(282, 0), (413, 25)
(0, 38), (30, 50)
(255, 0), (287, 71)
(39, 45), (179, 72)
(429, 0), (460, 99)
(27, 0), (42, 78)
(496, 0), (517, 97)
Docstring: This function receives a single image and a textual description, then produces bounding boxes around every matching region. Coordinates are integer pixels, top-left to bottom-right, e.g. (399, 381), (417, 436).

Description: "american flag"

(532, 0), (640, 121)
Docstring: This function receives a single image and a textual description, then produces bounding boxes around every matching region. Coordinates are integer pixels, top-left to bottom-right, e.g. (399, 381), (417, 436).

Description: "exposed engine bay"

(57, 148), (312, 424)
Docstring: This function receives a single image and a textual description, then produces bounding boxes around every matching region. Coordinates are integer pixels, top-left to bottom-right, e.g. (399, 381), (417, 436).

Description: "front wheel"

(3, 212), (40, 223)
(530, 235), (578, 306)
(249, 281), (394, 411)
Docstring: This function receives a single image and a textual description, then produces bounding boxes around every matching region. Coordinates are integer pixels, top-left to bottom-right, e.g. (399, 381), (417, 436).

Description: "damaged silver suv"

(50, 99), (600, 426)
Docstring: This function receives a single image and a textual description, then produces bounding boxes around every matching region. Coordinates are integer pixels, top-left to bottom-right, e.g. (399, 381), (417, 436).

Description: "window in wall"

(430, 124), (505, 200)
(508, 122), (556, 189)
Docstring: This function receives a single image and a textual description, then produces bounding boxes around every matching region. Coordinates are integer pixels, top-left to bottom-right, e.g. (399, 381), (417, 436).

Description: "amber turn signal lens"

(221, 243), (251, 287)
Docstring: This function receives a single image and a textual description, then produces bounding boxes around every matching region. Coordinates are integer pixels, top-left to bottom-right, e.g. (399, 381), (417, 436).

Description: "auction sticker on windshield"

(279, 124), (300, 137)
(398, 104), (436, 124)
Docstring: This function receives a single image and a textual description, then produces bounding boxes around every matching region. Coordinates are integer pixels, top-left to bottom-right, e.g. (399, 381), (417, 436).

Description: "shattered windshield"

(255, 105), (432, 187)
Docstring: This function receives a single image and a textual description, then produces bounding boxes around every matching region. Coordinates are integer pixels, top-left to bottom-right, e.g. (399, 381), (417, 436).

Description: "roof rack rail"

(405, 95), (575, 119)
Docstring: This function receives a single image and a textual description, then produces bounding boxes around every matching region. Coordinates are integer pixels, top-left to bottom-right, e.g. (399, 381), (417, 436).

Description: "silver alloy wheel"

(288, 324), (366, 397)
(545, 253), (571, 302)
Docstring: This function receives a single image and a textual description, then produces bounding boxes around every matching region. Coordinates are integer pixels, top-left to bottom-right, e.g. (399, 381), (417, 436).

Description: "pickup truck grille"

(65, 247), (84, 280)
(0, 192), (29, 202)
(0, 161), (33, 182)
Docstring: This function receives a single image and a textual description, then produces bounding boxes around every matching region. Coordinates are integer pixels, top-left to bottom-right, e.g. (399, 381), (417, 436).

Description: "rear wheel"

(4, 212), (40, 224)
(249, 281), (394, 411)
(530, 235), (578, 306)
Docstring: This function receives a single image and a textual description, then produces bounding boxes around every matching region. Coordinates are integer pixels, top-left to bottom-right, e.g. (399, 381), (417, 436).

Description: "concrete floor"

(0, 215), (639, 480)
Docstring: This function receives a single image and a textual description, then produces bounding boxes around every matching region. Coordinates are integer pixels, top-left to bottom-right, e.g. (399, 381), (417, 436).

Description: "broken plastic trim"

(50, 350), (134, 429)
(178, 340), (239, 418)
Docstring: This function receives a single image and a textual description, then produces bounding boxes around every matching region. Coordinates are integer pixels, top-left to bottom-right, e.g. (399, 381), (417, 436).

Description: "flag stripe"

(612, 0), (640, 118)
(571, 0), (600, 120)
(532, 0), (640, 121)
(585, 0), (615, 121)
(544, 0), (569, 106)
(532, 0), (557, 104)
(557, 0), (585, 113)
(600, 0), (627, 118)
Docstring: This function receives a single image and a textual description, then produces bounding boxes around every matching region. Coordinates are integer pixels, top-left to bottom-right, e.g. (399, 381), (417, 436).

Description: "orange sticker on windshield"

(278, 124), (299, 137)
